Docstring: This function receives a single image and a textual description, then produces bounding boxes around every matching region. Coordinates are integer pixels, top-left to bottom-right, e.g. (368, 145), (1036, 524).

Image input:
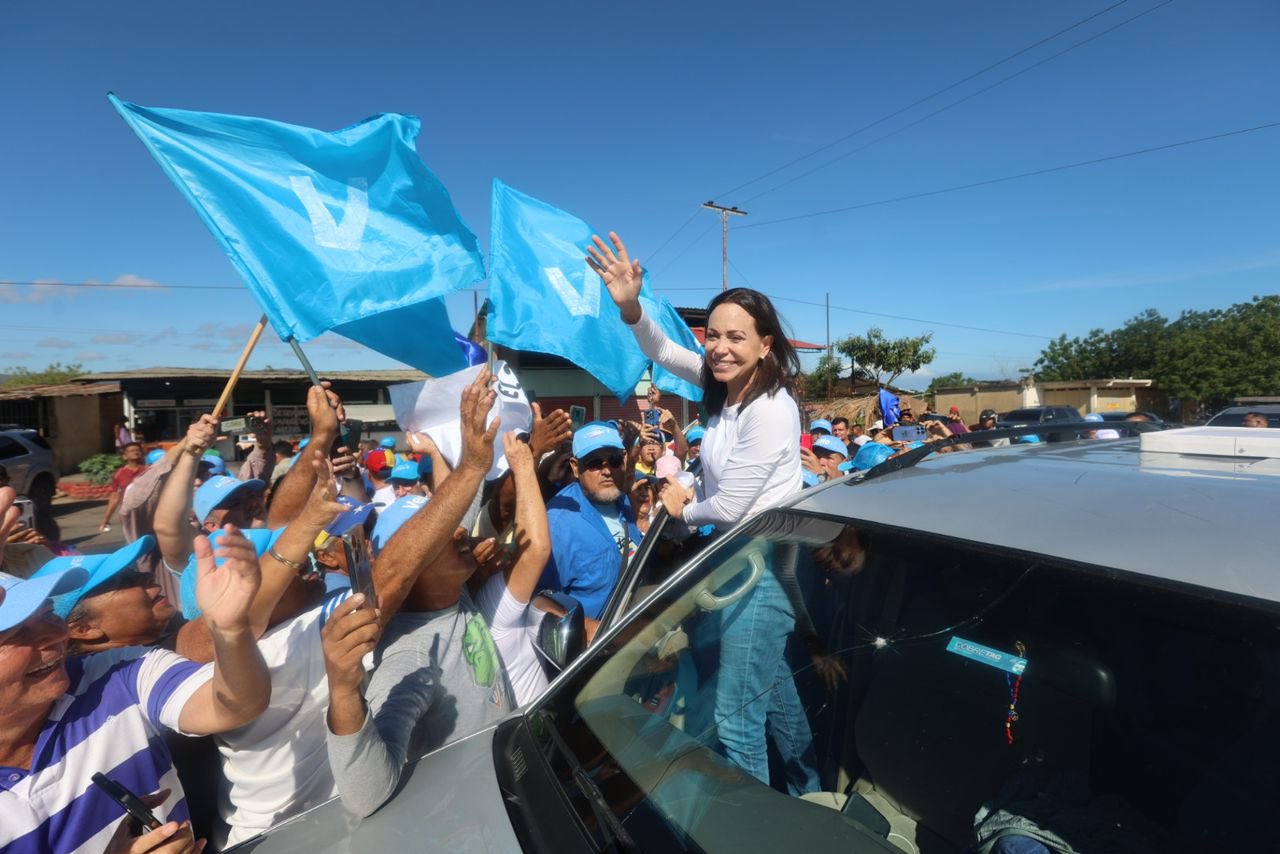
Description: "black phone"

(92, 773), (162, 830)
(331, 418), (363, 455)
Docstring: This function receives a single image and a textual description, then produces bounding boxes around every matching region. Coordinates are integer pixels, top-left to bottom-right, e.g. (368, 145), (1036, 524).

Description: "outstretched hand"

(586, 232), (644, 324)
(459, 367), (500, 473)
(194, 525), (262, 631)
(528, 402), (572, 457)
(301, 450), (347, 529)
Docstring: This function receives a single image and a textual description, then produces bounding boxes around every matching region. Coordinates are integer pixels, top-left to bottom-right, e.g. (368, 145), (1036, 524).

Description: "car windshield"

(526, 507), (1280, 852)
(1207, 410), (1280, 428)
(1002, 409), (1043, 422)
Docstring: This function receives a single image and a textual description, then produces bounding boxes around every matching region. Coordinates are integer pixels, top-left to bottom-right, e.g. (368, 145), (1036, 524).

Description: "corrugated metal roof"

(0, 381), (121, 400)
(73, 368), (428, 383)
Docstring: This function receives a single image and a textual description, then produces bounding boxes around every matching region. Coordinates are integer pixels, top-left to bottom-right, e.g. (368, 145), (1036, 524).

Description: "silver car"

(0, 429), (57, 504)
(238, 425), (1279, 853)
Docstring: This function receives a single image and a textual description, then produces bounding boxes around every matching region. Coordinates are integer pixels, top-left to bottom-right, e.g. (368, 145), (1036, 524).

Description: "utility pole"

(826, 292), (832, 402)
(701, 201), (747, 290)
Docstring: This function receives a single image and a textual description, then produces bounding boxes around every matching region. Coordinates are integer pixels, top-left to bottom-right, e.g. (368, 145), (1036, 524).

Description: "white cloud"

(91, 333), (134, 345)
(75, 351), (107, 361)
(36, 337), (76, 348)
(111, 274), (166, 289)
(0, 351), (32, 359)
(0, 279), (66, 304)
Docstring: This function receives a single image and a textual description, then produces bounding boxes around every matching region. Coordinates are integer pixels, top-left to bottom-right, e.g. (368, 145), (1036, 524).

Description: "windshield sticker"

(945, 636), (1028, 676)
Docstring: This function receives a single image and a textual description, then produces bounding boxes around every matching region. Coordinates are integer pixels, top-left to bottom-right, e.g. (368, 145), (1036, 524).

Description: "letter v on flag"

(488, 179), (703, 401)
(109, 95), (484, 376)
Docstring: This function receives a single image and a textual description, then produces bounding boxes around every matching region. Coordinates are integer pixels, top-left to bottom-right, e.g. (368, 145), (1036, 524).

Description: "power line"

(714, 0), (1138, 201)
(643, 207), (705, 264)
(740, 0), (1173, 205)
(740, 120), (1280, 229)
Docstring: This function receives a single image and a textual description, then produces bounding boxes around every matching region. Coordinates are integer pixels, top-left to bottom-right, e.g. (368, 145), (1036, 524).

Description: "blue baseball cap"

(180, 527), (284, 620)
(389, 460), (420, 483)
(572, 422), (624, 460)
(379, 437), (397, 449)
(850, 442), (895, 472)
(1016, 434), (1042, 444)
(812, 434), (849, 458)
(810, 419), (833, 435)
(371, 494), (430, 556)
(145, 449), (165, 465)
(32, 536), (157, 619)
(686, 426), (705, 444)
(1083, 413), (1103, 422)
(194, 476), (265, 523)
(801, 469), (822, 489)
(0, 567), (90, 631)
(198, 451), (226, 476)
(327, 495), (375, 537)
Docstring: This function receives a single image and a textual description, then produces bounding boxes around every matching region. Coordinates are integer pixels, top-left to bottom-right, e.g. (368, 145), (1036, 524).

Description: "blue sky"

(2, 0), (1277, 386)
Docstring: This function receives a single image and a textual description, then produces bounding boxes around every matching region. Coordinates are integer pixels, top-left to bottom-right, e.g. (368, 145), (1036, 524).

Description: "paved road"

(52, 495), (126, 553)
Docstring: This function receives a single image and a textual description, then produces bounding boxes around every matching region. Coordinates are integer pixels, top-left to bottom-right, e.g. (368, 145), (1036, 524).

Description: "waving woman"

(587, 232), (803, 529)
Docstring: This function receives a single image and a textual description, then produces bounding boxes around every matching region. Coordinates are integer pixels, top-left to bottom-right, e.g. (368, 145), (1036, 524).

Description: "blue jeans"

(713, 549), (820, 795)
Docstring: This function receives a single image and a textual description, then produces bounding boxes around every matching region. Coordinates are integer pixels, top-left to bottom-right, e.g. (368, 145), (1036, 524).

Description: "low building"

(0, 382), (123, 474)
(934, 378), (1166, 424)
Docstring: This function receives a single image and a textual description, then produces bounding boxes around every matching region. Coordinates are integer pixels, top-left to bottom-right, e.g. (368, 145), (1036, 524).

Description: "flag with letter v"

(110, 95), (484, 375)
(487, 178), (703, 401)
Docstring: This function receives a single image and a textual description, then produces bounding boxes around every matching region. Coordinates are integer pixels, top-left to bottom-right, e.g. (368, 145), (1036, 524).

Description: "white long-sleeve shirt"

(630, 309), (803, 529)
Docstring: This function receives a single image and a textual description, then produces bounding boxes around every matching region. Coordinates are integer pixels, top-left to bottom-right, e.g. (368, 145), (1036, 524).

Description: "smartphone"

(345, 537), (376, 604)
(91, 773), (161, 830)
(569, 405), (587, 431)
(13, 497), (35, 530)
(892, 425), (928, 443)
(219, 416), (247, 433)
(644, 408), (662, 428)
(332, 419), (363, 455)
(799, 434), (813, 450)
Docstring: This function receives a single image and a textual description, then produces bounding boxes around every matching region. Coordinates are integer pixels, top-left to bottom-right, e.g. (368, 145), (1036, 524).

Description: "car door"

(0, 435), (32, 493)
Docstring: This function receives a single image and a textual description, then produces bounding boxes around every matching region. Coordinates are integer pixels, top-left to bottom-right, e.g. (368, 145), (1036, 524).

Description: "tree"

(2, 362), (85, 388)
(803, 353), (844, 400)
(927, 371), (977, 393)
(836, 328), (935, 390)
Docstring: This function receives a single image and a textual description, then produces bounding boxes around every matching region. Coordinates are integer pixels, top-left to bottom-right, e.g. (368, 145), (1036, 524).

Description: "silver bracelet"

(267, 547), (305, 572)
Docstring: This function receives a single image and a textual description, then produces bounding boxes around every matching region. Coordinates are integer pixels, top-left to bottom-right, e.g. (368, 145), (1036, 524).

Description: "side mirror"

(533, 590), (586, 676)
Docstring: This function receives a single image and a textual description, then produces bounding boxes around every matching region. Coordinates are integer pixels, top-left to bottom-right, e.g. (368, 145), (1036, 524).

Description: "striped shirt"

(0, 650), (213, 854)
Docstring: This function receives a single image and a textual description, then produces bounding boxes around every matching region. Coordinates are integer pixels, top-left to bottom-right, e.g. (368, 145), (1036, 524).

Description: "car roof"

(789, 432), (1280, 607)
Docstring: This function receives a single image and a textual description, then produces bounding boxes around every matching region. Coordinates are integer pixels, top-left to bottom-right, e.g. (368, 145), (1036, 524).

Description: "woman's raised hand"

(586, 232), (644, 324)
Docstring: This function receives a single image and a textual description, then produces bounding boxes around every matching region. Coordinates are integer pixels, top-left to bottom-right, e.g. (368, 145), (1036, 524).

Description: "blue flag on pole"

(879, 388), (901, 427)
(110, 95), (484, 376)
(488, 179), (703, 401)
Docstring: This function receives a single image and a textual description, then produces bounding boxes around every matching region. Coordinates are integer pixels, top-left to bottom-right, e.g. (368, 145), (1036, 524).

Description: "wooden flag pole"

(212, 315), (268, 419)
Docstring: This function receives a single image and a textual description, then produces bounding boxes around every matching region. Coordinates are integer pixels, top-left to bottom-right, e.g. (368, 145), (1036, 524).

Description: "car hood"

(233, 725), (521, 853)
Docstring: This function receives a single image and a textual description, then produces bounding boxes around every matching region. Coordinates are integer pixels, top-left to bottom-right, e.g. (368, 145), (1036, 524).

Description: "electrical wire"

(739, 120), (1280, 230)
(714, 0), (1138, 201)
(739, 0), (1174, 205)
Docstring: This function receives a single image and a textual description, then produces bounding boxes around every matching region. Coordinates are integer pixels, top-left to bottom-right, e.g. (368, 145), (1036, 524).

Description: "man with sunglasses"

(537, 421), (644, 620)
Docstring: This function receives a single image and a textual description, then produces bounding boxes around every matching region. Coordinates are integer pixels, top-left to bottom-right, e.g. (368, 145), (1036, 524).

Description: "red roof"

(689, 327), (826, 353)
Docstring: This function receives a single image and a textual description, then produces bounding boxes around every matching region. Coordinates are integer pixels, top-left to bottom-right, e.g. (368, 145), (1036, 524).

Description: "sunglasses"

(581, 454), (625, 472)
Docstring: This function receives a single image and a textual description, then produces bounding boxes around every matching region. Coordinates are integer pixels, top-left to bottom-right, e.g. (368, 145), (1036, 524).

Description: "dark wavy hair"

(701, 288), (801, 417)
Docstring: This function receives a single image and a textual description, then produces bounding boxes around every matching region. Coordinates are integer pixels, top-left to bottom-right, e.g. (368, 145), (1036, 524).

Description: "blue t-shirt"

(538, 481), (643, 619)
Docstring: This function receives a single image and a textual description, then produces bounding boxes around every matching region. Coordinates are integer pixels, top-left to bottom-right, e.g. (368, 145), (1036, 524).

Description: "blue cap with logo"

(179, 527), (285, 620)
(849, 442), (895, 472)
(33, 536), (158, 619)
(686, 426), (705, 444)
(572, 421), (624, 460)
(145, 449), (166, 466)
(327, 495), (375, 537)
(0, 567), (90, 631)
(810, 419), (833, 435)
(198, 451), (227, 476)
(194, 476), (265, 523)
(388, 460), (420, 483)
(812, 434), (849, 458)
(371, 494), (430, 556)
(379, 437), (397, 449)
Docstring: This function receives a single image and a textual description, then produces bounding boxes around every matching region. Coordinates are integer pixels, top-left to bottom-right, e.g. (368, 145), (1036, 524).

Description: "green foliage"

(835, 328), (935, 389)
(1034, 297), (1280, 407)
(78, 453), (124, 485)
(803, 353), (844, 399)
(927, 371), (977, 392)
(1, 362), (85, 388)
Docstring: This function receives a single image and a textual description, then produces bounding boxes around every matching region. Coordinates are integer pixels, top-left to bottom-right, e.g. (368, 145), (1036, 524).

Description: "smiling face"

(0, 604), (71, 723)
(704, 303), (773, 399)
(68, 570), (175, 650)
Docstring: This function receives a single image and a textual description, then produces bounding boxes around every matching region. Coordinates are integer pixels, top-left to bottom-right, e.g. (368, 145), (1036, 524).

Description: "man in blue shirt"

(538, 422), (644, 620)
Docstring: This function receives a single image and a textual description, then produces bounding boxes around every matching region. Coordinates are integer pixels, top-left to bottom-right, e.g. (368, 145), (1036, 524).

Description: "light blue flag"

(648, 297), (704, 402)
(879, 388), (901, 427)
(488, 179), (704, 401)
(110, 95), (484, 376)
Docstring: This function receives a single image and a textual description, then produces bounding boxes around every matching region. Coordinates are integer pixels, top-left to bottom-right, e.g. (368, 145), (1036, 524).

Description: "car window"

(1207, 411), (1280, 428)
(26, 434), (51, 450)
(0, 437), (26, 461)
(529, 509), (1280, 852)
(1003, 409), (1041, 422)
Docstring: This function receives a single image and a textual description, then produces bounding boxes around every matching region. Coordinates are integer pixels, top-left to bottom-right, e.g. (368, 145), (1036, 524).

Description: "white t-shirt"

(475, 574), (547, 708)
(631, 310), (803, 528)
(213, 600), (338, 848)
(372, 483), (396, 510)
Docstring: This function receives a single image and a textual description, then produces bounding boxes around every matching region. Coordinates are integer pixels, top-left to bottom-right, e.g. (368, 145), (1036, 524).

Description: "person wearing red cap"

(947, 406), (970, 435)
(365, 449), (396, 509)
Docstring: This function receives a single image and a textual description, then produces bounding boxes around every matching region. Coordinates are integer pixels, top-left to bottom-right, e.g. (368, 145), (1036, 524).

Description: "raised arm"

(154, 415), (217, 571)
(372, 369), (498, 622)
(268, 383), (345, 528)
(500, 433), (551, 605)
(587, 231), (704, 384)
(177, 527), (270, 735)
